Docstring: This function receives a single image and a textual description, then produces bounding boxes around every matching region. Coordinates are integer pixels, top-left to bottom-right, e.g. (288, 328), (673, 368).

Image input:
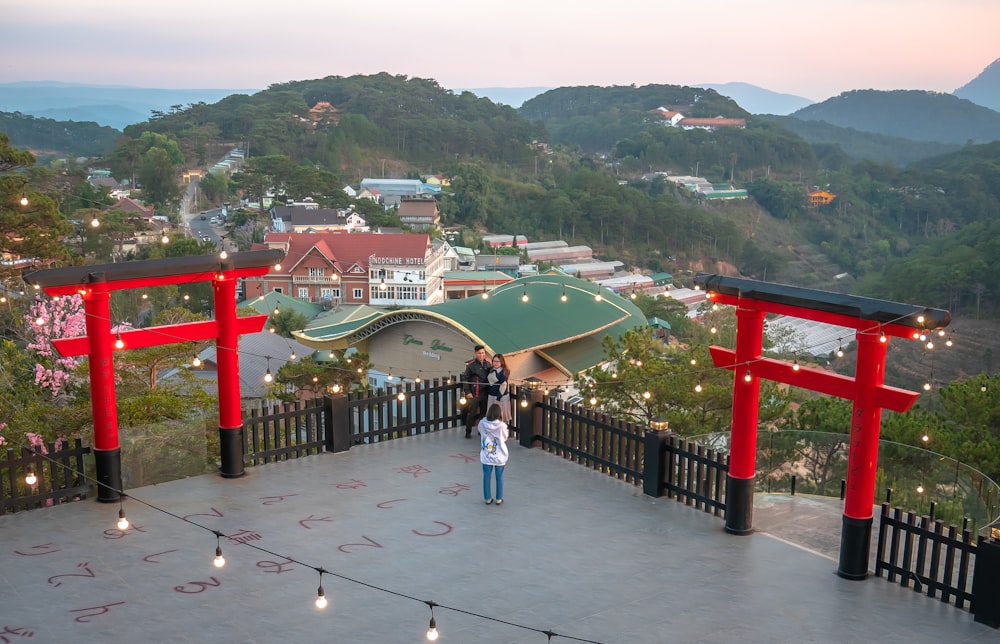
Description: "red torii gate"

(23, 250), (284, 502)
(693, 273), (951, 579)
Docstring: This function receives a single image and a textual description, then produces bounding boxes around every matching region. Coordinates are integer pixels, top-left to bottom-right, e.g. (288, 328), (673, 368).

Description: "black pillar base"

(219, 426), (246, 479)
(724, 475), (754, 535)
(94, 448), (122, 503)
(837, 515), (873, 580)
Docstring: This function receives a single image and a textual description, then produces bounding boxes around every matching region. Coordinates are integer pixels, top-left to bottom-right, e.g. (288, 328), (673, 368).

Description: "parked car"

(199, 214), (207, 220)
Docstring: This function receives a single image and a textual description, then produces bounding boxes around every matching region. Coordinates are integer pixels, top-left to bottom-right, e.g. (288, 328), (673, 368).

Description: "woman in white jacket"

(478, 403), (509, 505)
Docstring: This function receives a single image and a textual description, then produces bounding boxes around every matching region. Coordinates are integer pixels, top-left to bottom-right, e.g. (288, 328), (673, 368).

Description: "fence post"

(324, 393), (351, 453)
(518, 386), (544, 449)
(642, 418), (670, 498)
(971, 535), (1000, 628)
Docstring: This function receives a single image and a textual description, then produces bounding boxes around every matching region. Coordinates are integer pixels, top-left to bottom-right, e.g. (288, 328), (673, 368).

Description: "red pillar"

(213, 265), (244, 478)
(82, 275), (122, 502)
(838, 329), (888, 578)
(725, 305), (765, 534)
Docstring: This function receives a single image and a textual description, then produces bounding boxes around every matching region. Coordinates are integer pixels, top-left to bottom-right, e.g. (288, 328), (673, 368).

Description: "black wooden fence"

(1, 438), (91, 515)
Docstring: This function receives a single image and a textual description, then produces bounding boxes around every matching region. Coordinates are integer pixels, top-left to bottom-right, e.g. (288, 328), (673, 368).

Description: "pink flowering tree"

(25, 294), (87, 398)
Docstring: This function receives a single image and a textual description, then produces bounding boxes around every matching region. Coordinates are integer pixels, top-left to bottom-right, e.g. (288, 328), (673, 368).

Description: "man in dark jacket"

(461, 345), (491, 438)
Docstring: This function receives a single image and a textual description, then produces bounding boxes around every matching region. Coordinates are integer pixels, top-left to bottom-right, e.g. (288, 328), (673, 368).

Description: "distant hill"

(455, 87), (550, 108)
(954, 57), (1000, 112)
(0, 82), (260, 130)
(697, 82), (813, 115)
(757, 114), (960, 166)
(0, 111), (119, 158)
(791, 89), (1000, 144)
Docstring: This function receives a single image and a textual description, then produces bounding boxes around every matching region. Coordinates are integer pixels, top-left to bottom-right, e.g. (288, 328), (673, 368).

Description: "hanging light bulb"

(115, 332), (125, 350)
(378, 278), (387, 291)
(117, 508), (129, 531)
(945, 336), (953, 347)
(916, 484), (924, 494)
(919, 333), (927, 342)
(792, 360), (800, 372)
(34, 314), (44, 326)
(161, 233), (170, 244)
(192, 354), (202, 367)
(274, 262), (282, 271)
(520, 395), (529, 408)
(357, 367), (363, 374)
(926, 341), (934, 350)
(312, 376), (319, 383)
(744, 369), (752, 383)
(269, 327), (276, 334)
(183, 293), (190, 301)
(213, 534), (226, 568)
(589, 396), (597, 406)
(710, 326), (717, 334)
(836, 345), (844, 358)
(594, 288), (602, 302)
(981, 384), (987, 393)
(561, 287), (568, 302)
(415, 376), (422, 384)
(481, 291), (489, 300)
(642, 390), (651, 400)
(521, 289), (529, 303)
(315, 585), (328, 609)
(273, 307), (280, 316)
(694, 381), (703, 393)
(921, 432), (929, 443)
(923, 382), (931, 391)
(24, 470), (37, 486)
(20, 191), (29, 207)
(880, 331), (887, 343)
(712, 303), (719, 311)
(459, 395), (467, 406)
(426, 617), (439, 641)
(141, 293), (148, 300)
(690, 358), (697, 366)
(91, 216), (101, 228)
(264, 357), (273, 383)
(290, 350), (297, 360)
(916, 314), (926, 325)
(397, 392), (406, 402)
(630, 290), (637, 300)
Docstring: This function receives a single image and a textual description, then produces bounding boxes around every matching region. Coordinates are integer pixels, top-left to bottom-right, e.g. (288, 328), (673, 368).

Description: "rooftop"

(1, 429), (993, 643)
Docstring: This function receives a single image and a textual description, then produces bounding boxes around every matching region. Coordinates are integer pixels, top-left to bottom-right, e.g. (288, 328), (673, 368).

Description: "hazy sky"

(4, 0), (998, 101)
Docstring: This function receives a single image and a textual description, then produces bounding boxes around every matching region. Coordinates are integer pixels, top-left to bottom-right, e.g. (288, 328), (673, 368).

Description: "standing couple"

(461, 345), (511, 439)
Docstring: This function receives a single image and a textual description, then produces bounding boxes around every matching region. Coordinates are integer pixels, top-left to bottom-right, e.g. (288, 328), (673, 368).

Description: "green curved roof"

(293, 272), (648, 376)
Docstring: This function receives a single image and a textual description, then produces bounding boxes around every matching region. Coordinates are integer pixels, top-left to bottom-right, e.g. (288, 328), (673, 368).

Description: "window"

(352, 288), (363, 299)
(272, 287), (283, 294)
(297, 287), (309, 299)
(308, 267), (326, 279)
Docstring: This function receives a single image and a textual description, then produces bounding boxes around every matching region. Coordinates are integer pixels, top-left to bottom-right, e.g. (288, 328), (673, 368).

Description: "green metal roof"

(239, 290), (324, 320)
(292, 272), (648, 374)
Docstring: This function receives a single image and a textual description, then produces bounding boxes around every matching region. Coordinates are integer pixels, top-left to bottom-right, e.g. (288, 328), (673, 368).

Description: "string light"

(397, 392), (406, 402)
(481, 291), (489, 300)
(642, 390), (651, 400)
(264, 357), (273, 383)
(24, 469), (37, 486)
(90, 215), (100, 228)
(192, 354), (202, 367)
(921, 432), (929, 443)
(560, 287), (568, 302)
(836, 344), (844, 358)
(521, 288), (529, 303)
(117, 506), (129, 531)
(710, 326), (717, 334)
(792, 360), (800, 372)
(520, 394), (529, 408)
(315, 570), (328, 609)
(589, 395), (597, 406)
(916, 484), (924, 494)
(331, 383), (342, 394)
(213, 531), (226, 568)
(425, 601), (439, 641)
(20, 191), (29, 207)
(694, 381), (702, 393)
(594, 286), (602, 302)
(744, 369), (752, 383)
(879, 331), (887, 343)
(115, 332), (125, 350)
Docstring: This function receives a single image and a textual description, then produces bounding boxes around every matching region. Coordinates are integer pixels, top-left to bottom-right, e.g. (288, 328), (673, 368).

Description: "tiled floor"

(1, 429), (995, 643)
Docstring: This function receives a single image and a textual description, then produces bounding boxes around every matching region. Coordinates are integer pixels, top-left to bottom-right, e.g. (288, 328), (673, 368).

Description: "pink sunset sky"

(3, 0), (998, 101)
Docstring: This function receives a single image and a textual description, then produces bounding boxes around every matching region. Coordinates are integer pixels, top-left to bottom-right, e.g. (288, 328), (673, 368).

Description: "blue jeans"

(483, 464), (505, 501)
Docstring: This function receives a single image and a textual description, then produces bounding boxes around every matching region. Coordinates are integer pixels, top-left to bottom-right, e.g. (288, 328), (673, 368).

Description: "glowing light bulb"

(426, 618), (439, 641)
(117, 509), (129, 531)
(274, 263), (282, 271)
(213, 546), (225, 568)
(459, 396), (467, 406)
(415, 377), (422, 384)
(264, 369), (273, 383)
(744, 370), (752, 383)
(642, 390), (651, 400)
(589, 396), (597, 406)
(91, 216), (100, 228)
(560, 292), (568, 302)
(521, 291), (529, 303)
(694, 382), (703, 393)
(520, 397), (529, 408)
(192, 355), (202, 367)
(916, 484), (924, 494)
(710, 327), (717, 334)
(315, 586), (328, 609)
(115, 334), (125, 350)
(594, 292), (602, 302)
(792, 360), (800, 371)
(923, 382), (931, 391)
(35, 315), (44, 326)
(836, 347), (844, 358)
(331, 384), (341, 394)
(926, 341), (934, 350)
(880, 332), (887, 343)
(690, 359), (696, 366)
(161, 234), (170, 244)
(25, 471), (37, 486)
(917, 314), (925, 324)
(712, 303), (719, 311)
(945, 338), (953, 347)
(219, 249), (228, 260)
(20, 193), (28, 207)
(921, 433), (929, 443)
(481, 292), (489, 300)
(397, 392), (406, 401)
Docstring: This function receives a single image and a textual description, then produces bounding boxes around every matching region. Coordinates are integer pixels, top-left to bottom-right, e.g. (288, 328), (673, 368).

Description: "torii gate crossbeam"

(694, 273), (950, 580)
(23, 250), (284, 502)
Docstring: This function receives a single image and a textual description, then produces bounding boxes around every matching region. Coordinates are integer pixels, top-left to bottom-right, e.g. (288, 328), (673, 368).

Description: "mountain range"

(3, 57), (999, 131)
